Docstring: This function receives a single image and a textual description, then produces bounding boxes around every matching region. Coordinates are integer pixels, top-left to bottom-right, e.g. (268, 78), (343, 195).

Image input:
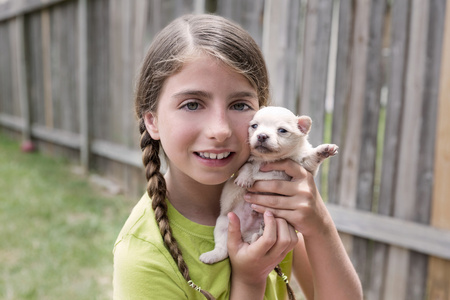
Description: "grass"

(0, 133), (135, 300)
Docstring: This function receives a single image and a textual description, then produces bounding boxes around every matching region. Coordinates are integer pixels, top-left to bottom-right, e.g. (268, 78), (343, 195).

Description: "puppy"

(199, 106), (338, 264)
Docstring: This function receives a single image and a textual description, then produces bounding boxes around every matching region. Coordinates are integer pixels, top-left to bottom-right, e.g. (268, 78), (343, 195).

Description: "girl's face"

(144, 55), (259, 186)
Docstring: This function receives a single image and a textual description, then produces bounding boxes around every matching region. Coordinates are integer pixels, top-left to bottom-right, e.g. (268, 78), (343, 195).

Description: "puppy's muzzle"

(257, 133), (268, 143)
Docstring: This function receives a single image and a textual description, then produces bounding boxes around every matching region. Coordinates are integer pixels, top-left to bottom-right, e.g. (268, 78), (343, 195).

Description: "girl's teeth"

(199, 152), (230, 160)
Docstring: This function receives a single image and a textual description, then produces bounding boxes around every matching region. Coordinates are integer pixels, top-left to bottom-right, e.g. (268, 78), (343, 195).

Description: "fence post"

(15, 14), (31, 143)
(78, 0), (89, 171)
(427, 0), (450, 296)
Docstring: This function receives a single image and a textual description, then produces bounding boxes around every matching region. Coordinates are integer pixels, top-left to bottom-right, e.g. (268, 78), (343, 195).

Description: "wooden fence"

(0, 0), (449, 299)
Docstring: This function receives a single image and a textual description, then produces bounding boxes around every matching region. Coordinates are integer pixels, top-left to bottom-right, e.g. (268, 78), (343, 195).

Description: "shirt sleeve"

(113, 235), (187, 300)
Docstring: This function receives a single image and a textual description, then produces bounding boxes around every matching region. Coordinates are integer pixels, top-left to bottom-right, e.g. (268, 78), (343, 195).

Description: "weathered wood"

(262, 0), (302, 112)
(385, 0), (430, 299)
(217, 0), (264, 46)
(327, 204), (450, 260)
(0, 0), (68, 22)
(26, 11), (45, 126)
(0, 22), (14, 116)
(87, 0), (109, 143)
(8, 19), (21, 117)
(353, 0), (387, 293)
(15, 15), (31, 141)
(41, 8), (53, 129)
(366, 2), (410, 298)
(50, 1), (78, 133)
(406, 1), (446, 299)
(337, 0), (370, 209)
(91, 140), (142, 168)
(120, 0), (133, 146)
(427, 0), (450, 296)
(78, 0), (89, 170)
(328, 0), (354, 205)
(298, 0), (333, 148)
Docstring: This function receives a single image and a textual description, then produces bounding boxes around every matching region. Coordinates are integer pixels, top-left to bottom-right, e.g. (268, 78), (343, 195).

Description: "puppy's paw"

(199, 248), (228, 264)
(317, 144), (339, 158)
(234, 176), (254, 188)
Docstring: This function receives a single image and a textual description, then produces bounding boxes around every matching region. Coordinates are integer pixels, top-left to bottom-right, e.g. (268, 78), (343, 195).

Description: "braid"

(139, 119), (215, 300)
(274, 264), (296, 300)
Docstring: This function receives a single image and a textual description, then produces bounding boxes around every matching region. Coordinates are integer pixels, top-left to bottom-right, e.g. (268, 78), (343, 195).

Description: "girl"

(113, 14), (362, 300)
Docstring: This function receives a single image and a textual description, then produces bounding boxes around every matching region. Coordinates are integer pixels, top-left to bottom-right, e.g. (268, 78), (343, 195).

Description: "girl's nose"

(206, 110), (232, 142)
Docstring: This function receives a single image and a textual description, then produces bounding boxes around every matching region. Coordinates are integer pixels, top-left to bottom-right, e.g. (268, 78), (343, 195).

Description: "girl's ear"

(144, 112), (160, 140)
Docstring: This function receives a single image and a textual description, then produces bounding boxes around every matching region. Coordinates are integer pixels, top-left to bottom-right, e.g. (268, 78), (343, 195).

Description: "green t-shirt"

(113, 193), (293, 299)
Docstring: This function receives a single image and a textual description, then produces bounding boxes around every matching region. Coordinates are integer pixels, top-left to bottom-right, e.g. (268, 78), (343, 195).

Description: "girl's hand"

(227, 210), (298, 297)
(244, 159), (332, 238)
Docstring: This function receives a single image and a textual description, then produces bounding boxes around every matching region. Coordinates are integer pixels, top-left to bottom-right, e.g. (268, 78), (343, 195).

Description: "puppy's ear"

(297, 116), (312, 134)
(144, 112), (160, 140)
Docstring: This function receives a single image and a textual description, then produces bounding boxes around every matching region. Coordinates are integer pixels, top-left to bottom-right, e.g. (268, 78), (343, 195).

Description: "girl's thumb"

(227, 212), (243, 251)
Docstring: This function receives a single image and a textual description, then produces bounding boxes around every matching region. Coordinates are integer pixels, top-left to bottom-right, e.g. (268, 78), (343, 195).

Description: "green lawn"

(0, 133), (135, 300)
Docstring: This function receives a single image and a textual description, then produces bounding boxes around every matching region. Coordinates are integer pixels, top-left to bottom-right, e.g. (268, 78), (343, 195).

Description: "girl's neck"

(164, 170), (224, 226)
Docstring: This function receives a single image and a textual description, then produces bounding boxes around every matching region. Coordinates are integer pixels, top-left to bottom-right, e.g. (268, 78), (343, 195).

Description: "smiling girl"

(113, 14), (362, 300)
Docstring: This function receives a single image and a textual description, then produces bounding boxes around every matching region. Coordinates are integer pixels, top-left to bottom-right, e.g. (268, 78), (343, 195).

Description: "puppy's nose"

(257, 134), (268, 143)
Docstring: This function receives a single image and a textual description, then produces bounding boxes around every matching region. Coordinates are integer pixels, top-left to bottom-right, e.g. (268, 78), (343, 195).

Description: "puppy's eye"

(278, 128), (288, 133)
(251, 124), (258, 129)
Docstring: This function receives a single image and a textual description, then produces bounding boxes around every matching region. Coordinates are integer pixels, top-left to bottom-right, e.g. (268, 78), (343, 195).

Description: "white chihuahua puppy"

(199, 106), (338, 264)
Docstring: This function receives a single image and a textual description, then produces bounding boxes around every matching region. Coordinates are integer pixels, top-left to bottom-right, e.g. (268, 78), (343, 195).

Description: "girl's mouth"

(196, 152), (232, 160)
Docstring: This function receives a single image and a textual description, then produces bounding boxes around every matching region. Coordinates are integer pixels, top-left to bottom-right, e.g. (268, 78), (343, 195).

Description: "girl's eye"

(278, 128), (288, 133)
(182, 102), (200, 111)
(232, 103), (250, 111)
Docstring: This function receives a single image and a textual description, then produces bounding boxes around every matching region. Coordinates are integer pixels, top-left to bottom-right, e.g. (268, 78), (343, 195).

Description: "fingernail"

(244, 193), (251, 201)
(264, 211), (273, 217)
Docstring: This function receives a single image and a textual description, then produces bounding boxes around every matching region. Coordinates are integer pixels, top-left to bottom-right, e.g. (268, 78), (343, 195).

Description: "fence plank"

(50, 1), (78, 133)
(353, 0), (387, 293)
(328, 0), (354, 205)
(427, 0), (450, 297)
(407, 0), (446, 299)
(384, 1), (430, 299)
(14, 15), (32, 141)
(216, 0), (264, 47)
(26, 11), (46, 126)
(40, 8), (53, 129)
(327, 204), (450, 260)
(366, 2), (409, 298)
(298, 0), (333, 148)
(337, 0), (370, 209)
(262, 0), (303, 112)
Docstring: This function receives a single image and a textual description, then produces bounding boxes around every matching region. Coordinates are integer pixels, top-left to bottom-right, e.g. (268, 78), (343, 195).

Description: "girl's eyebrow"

(172, 90), (212, 99)
(229, 91), (258, 99)
(172, 90), (257, 100)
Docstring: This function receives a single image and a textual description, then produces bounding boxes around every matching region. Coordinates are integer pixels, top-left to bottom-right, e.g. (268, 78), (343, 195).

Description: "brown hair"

(135, 14), (293, 299)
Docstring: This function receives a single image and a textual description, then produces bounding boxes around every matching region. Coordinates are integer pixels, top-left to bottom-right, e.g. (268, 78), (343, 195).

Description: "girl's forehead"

(163, 54), (256, 96)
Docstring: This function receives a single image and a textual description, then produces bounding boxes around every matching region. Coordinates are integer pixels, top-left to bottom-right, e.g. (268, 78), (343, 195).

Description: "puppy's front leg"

(234, 162), (256, 188)
(199, 214), (229, 264)
(302, 144), (338, 176)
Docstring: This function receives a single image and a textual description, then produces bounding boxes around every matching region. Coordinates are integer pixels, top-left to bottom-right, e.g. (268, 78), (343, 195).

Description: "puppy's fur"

(199, 106), (338, 264)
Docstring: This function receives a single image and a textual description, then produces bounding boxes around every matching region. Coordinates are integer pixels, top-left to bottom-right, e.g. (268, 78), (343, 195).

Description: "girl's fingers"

(267, 218), (298, 257)
(247, 179), (295, 196)
(251, 211), (277, 257)
(260, 159), (308, 180)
